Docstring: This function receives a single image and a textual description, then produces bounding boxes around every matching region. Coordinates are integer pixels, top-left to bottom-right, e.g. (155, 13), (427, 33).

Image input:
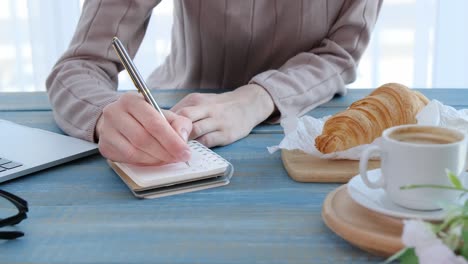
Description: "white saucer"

(347, 169), (467, 221)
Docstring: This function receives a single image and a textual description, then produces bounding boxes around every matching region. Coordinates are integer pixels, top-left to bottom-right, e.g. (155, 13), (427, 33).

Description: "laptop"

(0, 119), (99, 183)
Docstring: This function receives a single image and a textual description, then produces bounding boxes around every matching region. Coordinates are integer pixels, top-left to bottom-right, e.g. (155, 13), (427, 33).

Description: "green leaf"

(400, 248), (419, 264)
(447, 169), (463, 189)
(400, 184), (468, 192)
(384, 248), (418, 264)
(461, 220), (468, 258)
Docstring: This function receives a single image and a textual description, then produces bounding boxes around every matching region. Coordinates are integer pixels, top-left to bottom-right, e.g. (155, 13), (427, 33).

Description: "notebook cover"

(107, 160), (234, 199)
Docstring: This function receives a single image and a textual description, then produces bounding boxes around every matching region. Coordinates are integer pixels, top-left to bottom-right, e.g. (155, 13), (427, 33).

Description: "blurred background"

(0, 0), (467, 92)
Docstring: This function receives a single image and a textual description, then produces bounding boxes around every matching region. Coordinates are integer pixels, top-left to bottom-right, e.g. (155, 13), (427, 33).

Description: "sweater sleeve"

(251, 0), (383, 122)
(46, 0), (161, 142)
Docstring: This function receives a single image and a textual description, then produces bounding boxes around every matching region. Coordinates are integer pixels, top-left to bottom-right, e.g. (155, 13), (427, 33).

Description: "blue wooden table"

(0, 89), (467, 263)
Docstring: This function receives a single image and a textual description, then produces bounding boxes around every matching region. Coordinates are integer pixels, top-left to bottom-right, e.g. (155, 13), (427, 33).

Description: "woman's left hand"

(171, 84), (276, 147)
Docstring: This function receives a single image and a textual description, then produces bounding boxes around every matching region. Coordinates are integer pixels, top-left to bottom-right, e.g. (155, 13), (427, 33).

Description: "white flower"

(402, 220), (468, 264)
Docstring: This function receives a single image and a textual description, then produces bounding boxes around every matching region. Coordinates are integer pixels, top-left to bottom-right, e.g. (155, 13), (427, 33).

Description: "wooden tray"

(281, 149), (380, 182)
(322, 185), (404, 257)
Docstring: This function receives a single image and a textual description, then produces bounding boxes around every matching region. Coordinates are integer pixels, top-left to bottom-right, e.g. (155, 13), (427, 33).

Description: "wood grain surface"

(322, 185), (404, 257)
(0, 89), (466, 264)
(281, 149), (380, 182)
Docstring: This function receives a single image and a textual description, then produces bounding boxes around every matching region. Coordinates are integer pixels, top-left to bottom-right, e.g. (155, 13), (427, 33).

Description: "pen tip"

(185, 161), (190, 167)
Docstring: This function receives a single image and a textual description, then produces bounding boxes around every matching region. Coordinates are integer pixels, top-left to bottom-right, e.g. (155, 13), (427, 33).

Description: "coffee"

(360, 124), (468, 210)
(389, 126), (462, 145)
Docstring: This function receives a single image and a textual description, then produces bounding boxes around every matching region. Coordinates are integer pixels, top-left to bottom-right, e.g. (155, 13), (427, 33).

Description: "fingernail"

(180, 149), (191, 161)
(180, 128), (189, 142)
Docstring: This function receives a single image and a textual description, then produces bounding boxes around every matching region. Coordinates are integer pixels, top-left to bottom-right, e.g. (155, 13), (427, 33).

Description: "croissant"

(315, 83), (429, 154)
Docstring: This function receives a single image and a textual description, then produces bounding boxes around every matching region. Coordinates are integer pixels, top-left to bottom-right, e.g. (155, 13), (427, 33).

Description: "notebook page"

(116, 141), (229, 188)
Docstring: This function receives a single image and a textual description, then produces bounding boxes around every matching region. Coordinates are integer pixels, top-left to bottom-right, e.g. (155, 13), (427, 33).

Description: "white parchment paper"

(268, 100), (468, 160)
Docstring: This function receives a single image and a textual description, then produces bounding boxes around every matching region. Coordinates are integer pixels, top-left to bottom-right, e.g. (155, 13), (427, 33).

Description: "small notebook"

(108, 140), (234, 198)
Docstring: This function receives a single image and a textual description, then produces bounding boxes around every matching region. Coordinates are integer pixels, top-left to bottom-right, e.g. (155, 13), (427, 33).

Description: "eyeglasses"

(0, 189), (28, 239)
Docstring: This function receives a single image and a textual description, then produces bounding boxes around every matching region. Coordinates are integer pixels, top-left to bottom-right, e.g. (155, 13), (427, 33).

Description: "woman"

(46, 0), (382, 165)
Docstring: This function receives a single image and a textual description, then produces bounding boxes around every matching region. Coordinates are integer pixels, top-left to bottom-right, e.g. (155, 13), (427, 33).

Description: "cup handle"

(359, 145), (385, 189)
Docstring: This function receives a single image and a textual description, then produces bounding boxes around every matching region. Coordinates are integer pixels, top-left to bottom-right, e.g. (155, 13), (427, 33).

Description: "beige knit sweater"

(46, 0), (382, 142)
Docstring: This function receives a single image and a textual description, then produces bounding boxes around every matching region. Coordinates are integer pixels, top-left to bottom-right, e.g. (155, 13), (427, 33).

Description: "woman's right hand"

(95, 92), (193, 166)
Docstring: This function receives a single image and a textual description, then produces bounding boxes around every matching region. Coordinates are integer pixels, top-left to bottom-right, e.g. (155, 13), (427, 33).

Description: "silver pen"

(111, 37), (190, 167)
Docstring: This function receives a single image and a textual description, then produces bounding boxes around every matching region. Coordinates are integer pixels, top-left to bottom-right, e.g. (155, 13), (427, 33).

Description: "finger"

(191, 118), (220, 140)
(110, 112), (179, 163)
(195, 131), (230, 148)
(171, 93), (209, 113)
(99, 127), (160, 165)
(173, 105), (210, 123)
(164, 110), (193, 142)
(120, 94), (191, 161)
(102, 139), (165, 166)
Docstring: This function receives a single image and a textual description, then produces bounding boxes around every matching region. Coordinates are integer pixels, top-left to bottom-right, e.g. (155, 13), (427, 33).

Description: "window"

(0, 0), (467, 92)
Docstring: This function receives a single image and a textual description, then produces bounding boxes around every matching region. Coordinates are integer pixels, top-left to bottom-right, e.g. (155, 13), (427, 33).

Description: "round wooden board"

(281, 149), (380, 183)
(322, 185), (404, 257)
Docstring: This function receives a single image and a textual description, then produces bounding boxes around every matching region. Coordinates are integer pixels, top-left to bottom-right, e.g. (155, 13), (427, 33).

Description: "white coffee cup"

(359, 125), (468, 210)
